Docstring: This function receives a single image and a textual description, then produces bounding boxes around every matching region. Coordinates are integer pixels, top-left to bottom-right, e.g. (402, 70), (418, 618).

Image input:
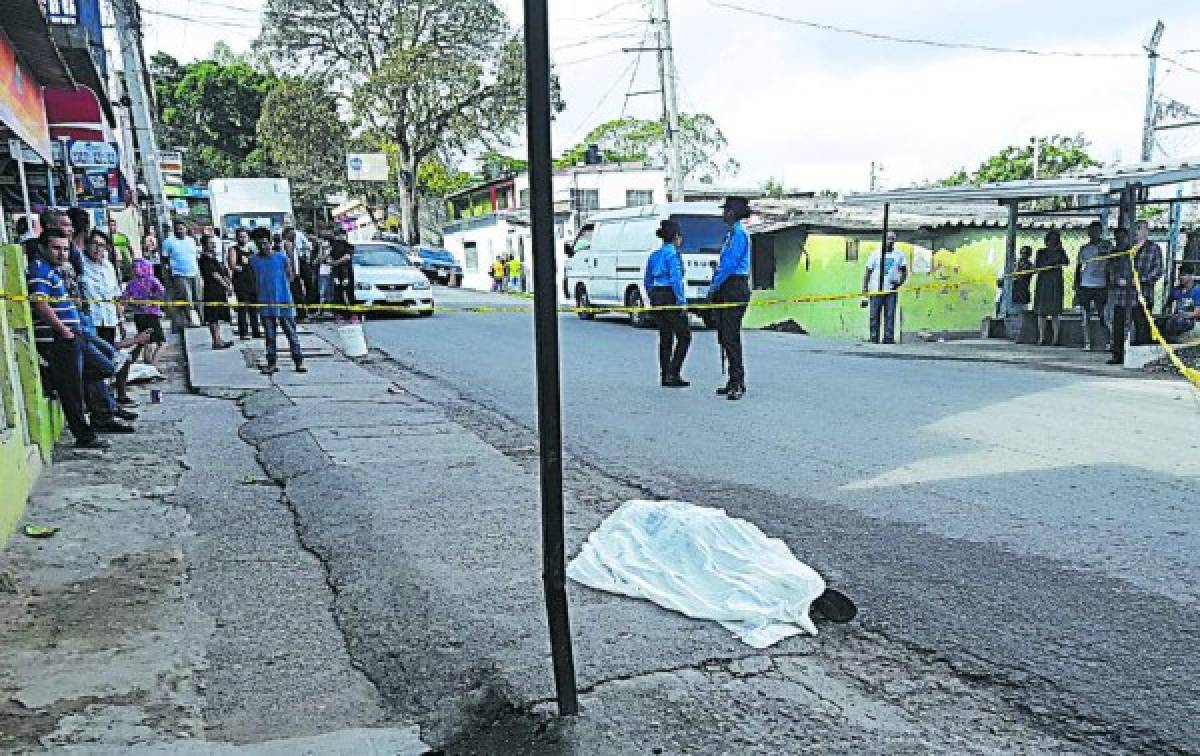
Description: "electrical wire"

(140, 7), (258, 29)
(621, 24), (652, 118)
(564, 57), (640, 143)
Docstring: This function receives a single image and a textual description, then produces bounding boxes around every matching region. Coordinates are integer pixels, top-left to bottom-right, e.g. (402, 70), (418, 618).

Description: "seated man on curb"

(1164, 266), (1200, 343)
(26, 228), (108, 449)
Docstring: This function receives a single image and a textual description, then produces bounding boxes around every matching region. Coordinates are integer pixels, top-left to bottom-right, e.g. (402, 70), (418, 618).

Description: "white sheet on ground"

(566, 500), (826, 648)
(126, 363), (164, 383)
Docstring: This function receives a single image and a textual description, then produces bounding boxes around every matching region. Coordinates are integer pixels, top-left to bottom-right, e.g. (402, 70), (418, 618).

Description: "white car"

(351, 242), (435, 316)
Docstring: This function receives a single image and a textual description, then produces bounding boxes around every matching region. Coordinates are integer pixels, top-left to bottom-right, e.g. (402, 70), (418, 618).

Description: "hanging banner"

(0, 33), (52, 162)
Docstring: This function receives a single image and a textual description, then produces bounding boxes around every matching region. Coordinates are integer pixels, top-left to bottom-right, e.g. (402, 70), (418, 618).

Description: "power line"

(565, 57), (640, 143)
(706, 0), (1144, 60)
(140, 7), (258, 29)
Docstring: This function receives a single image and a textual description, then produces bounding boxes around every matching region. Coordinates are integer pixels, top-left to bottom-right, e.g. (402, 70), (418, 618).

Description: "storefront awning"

(44, 86), (114, 142)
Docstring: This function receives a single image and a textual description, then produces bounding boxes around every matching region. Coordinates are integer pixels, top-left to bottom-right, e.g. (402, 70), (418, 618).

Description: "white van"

(562, 202), (729, 328)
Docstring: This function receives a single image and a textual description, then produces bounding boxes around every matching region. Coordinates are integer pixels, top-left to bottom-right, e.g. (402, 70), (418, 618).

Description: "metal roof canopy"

(844, 158), (1200, 206)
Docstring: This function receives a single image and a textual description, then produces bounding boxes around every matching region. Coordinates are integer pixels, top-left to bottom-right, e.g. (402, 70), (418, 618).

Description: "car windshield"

(354, 245), (412, 267)
(222, 213), (288, 236)
(672, 215), (728, 254)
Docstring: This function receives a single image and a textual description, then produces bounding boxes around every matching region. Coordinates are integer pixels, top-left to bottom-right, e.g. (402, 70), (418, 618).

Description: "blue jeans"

(262, 315), (303, 366)
(869, 292), (899, 343)
(317, 273), (332, 304)
(80, 331), (118, 417)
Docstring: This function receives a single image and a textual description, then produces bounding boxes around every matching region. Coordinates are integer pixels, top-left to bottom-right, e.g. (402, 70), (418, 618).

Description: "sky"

(141, 0), (1200, 193)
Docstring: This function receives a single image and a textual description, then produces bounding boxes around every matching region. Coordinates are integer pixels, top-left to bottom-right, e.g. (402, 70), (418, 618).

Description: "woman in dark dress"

(198, 234), (234, 350)
(1033, 231), (1069, 346)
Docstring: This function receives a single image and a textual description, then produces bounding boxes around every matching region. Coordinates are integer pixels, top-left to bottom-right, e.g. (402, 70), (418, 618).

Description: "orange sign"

(0, 32), (51, 162)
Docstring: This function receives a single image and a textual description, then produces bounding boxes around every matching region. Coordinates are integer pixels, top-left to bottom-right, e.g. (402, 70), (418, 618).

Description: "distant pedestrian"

(861, 230), (908, 345)
(123, 259), (166, 368)
(249, 228), (305, 373)
(199, 234), (234, 350)
(1164, 266), (1199, 342)
(1107, 222), (1164, 364)
(163, 220), (203, 330)
(1075, 222), (1112, 351)
(1012, 246), (1034, 308)
(645, 219), (690, 387)
(711, 196), (754, 400)
(507, 255), (524, 292)
(1033, 231), (1069, 346)
(226, 228), (262, 340)
(329, 231), (356, 321)
(107, 216), (134, 281)
(491, 257), (506, 292)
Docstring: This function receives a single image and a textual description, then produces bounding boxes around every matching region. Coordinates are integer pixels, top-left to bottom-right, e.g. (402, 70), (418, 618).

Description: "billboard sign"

(68, 140), (119, 168)
(347, 152), (390, 182)
(0, 35), (51, 162)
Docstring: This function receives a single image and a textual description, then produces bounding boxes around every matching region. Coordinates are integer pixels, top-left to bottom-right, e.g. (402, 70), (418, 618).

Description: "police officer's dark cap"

(656, 219), (681, 241)
(720, 196), (754, 218)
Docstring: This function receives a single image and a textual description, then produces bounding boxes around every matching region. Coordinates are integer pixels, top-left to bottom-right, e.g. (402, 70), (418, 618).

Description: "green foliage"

(940, 135), (1101, 186)
(260, 0), (559, 244)
(150, 52), (277, 183)
(418, 160), (476, 197)
(479, 150), (528, 179)
(761, 177), (785, 199)
(556, 114), (739, 182)
(256, 77), (347, 207)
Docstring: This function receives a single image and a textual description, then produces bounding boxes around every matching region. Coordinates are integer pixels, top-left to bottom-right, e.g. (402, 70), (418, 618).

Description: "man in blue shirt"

(710, 197), (753, 400)
(163, 220), (202, 331)
(27, 228), (107, 449)
(1165, 266), (1199, 343)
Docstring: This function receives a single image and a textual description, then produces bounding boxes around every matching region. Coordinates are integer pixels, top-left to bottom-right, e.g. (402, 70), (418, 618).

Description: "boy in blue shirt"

(1165, 267), (1199, 343)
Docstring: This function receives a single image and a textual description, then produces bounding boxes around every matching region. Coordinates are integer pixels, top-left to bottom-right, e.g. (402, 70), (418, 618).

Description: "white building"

(441, 164), (669, 297)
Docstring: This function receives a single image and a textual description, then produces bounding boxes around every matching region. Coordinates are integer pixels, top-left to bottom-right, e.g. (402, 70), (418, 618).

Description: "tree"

(761, 177), (785, 199)
(256, 77), (348, 209)
(150, 52), (277, 183)
(556, 113), (740, 183)
(940, 135), (1100, 186)
(259, 0), (557, 245)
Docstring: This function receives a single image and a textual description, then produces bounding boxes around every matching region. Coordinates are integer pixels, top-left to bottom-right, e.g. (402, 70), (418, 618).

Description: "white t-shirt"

(865, 249), (909, 292)
(80, 256), (122, 327)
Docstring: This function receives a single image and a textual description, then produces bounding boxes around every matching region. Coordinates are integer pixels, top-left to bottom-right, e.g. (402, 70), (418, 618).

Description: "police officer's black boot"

(662, 373), (689, 388)
(716, 380), (734, 395)
(726, 381), (746, 401)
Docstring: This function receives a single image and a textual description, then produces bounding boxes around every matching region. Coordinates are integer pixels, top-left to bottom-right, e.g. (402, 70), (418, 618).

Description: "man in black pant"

(710, 197), (754, 400)
(26, 229), (108, 449)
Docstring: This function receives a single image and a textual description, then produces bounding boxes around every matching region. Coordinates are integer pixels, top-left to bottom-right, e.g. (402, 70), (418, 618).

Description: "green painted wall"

(746, 227), (1088, 340)
(0, 243), (61, 548)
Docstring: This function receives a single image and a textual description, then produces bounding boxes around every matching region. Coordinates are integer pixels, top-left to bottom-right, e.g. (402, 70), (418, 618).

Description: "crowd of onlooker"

(1010, 219), (1199, 363)
(19, 206), (372, 449)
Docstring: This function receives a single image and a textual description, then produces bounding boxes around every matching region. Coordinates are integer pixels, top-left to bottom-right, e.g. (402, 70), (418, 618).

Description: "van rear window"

(672, 215), (728, 254)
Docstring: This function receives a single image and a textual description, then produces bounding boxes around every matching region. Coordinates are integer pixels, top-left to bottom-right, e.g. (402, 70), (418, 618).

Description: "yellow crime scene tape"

(3, 248), (1196, 389)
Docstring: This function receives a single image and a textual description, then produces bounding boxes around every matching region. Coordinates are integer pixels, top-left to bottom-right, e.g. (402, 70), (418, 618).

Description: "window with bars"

(570, 189), (600, 212)
(45, 0), (78, 24)
(625, 189), (654, 207)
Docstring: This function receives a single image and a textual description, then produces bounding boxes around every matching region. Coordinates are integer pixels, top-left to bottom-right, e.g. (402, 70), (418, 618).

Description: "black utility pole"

(523, 0), (579, 716)
(876, 202), (890, 343)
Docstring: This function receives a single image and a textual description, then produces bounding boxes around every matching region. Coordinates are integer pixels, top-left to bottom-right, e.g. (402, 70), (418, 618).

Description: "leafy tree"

(761, 177), (785, 199)
(479, 149), (528, 179)
(259, 0), (558, 245)
(150, 52), (277, 183)
(256, 77), (348, 208)
(940, 135), (1100, 186)
(556, 113), (740, 183)
(418, 160), (476, 197)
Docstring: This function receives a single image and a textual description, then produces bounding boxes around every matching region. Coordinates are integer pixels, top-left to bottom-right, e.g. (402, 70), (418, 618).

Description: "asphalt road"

(361, 285), (1200, 751)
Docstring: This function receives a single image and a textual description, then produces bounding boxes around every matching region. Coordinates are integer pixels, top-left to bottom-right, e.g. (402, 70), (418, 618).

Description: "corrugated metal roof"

(844, 157), (1200, 205)
(748, 201), (1101, 236)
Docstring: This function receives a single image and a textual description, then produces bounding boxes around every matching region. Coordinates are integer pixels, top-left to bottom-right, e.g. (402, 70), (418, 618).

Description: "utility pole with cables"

(111, 0), (170, 235)
(1142, 20), (1166, 163)
(654, 0), (684, 201)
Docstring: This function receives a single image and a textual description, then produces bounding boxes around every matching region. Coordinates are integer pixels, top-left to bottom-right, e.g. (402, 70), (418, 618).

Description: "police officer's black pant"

(650, 287), (690, 378)
(713, 276), (751, 386)
(38, 336), (95, 443)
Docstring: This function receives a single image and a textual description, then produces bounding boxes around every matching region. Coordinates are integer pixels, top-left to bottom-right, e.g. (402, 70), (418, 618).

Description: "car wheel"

(627, 287), (650, 329)
(576, 286), (595, 321)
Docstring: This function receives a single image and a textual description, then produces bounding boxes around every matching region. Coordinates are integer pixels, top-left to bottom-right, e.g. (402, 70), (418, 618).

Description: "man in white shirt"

(162, 220), (202, 330)
(80, 230), (125, 345)
(861, 231), (908, 344)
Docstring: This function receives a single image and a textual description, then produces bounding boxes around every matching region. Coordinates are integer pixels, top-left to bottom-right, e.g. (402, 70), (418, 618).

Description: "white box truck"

(207, 178), (294, 239)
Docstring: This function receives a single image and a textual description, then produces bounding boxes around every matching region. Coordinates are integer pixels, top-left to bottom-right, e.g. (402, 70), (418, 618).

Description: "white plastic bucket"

(338, 323), (368, 358)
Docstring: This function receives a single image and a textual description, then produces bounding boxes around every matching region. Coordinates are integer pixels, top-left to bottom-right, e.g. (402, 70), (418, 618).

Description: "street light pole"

(523, 0), (579, 717)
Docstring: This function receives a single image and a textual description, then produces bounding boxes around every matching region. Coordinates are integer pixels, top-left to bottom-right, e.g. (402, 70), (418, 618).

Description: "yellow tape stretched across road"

(3, 246), (1196, 389)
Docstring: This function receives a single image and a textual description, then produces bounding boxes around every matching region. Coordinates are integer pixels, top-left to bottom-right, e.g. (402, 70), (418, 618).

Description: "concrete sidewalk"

(0, 331), (428, 755)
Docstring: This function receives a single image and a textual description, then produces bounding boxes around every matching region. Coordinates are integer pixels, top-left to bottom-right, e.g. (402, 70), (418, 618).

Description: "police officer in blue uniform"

(710, 197), (753, 400)
(644, 219), (691, 387)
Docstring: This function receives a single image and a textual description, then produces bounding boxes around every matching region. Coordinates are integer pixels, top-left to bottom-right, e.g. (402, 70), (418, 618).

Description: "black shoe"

(811, 587), (857, 623)
(882, 338), (896, 345)
(94, 420), (136, 434)
(75, 436), (111, 450)
(661, 375), (688, 388)
(716, 384), (733, 396)
(261, 364), (279, 374)
(116, 396), (138, 407)
(114, 408), (139, 422)
(1106, 356), (1123, 365)
(294, 362), (308, 373)
(726, 384), (746, 401)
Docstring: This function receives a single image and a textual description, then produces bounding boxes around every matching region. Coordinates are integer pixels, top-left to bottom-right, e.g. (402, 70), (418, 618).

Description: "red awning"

(43, 86), (113, 142)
